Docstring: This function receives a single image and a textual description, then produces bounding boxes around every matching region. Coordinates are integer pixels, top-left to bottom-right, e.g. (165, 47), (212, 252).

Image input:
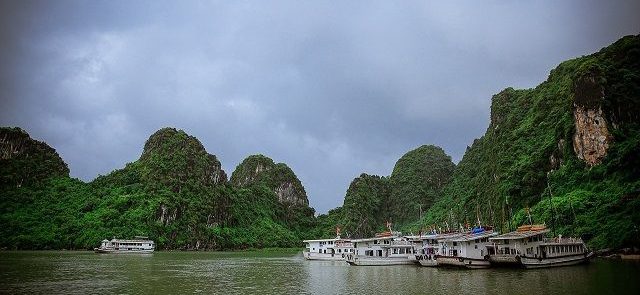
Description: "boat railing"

(543, 237), (583, 244)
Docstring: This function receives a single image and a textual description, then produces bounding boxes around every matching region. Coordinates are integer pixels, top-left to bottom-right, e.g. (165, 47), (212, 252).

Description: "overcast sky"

(1, 1), (638, 213)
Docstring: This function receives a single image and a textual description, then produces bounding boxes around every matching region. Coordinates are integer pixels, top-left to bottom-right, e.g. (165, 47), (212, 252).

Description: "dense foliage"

(389, 145), (455, 224)
(0, 127), (315, 250)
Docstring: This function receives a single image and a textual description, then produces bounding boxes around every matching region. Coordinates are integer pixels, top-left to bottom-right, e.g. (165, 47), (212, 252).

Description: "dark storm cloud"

(1, 0), (639, 213)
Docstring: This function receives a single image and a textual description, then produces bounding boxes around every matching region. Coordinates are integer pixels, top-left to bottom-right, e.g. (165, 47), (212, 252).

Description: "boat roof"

(490, 229), (550, 241)
(303, 238), (349, 243)
(350, 235), (401, 243)
(443, 231), (499, 242)
(111, 238), (154, 242)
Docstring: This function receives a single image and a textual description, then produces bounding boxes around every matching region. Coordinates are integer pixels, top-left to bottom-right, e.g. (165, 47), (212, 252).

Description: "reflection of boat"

(488, 224), (549, 266)
(94, 236), (155, 254)
(435, 227), (498, 269)
(519, 235), (593, 268)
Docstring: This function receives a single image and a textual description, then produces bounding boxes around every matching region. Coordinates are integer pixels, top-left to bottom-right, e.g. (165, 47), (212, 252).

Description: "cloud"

(1, 0), (639, 213)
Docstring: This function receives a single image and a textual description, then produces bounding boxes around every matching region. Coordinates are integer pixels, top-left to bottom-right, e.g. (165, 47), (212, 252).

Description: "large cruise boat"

(519, 235), (593, 268)
(435, 227), (498, 269)
(487, 224), (549, 266)
(94, 236), (155, 254)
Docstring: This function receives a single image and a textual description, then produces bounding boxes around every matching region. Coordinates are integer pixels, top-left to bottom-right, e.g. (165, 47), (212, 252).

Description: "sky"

(1, 1), (639, 214)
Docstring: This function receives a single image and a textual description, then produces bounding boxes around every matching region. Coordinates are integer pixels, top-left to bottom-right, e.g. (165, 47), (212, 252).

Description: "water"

(1, 251), (638, 294)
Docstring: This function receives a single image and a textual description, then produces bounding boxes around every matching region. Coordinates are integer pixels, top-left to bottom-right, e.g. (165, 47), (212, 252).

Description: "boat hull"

(303, 251), (347, 261)
(414, 254), (438, 267)
(489, 254), (522, 266)
(436, 255), (491, 269)
(520, 252), (593, 269)
(94, 248), (154, 254)
(346, 256), (415, 266)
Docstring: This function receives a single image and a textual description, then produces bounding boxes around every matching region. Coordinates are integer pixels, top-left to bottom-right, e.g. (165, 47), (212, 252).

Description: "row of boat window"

(319, 241), (334, 245)
(373, 240), (391, 245)
(113, 243), (150, 246)
(548, 244), (584, 255)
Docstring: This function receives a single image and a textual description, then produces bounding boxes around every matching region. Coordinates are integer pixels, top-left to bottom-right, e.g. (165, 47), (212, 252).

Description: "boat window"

(453, 242), (457, 246)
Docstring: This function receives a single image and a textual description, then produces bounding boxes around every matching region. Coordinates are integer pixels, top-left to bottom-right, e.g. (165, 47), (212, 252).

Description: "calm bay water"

(1, 251), (638, 294)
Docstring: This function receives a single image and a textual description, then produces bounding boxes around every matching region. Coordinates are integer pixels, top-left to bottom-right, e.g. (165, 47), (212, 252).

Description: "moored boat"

(303, 238), (353, 260)
(487, 224), (549, 266)
(413, 232), (461, 267)
(94, 236), (155, 254)
(345, 233), (416, 266)
(435, 227), (498, 269)
(519, 235), (593, 268)
(303, 226), (353, 260)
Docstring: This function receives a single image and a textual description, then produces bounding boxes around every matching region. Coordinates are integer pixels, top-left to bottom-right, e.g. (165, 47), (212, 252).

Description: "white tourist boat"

(519, 235), (593, 268)
(414, 232), (462, 267)
(303, 237), (353, 260)
(487, 224), (549, 266)
(345, 233), (416, 266)
(94, 236), (155, 254)
(435, 227), (498, 269)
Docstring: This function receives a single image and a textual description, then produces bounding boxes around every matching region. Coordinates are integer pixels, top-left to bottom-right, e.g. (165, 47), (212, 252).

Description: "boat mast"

(546, 171), (556, 237)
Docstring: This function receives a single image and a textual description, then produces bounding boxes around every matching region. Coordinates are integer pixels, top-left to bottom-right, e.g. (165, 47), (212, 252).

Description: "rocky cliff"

(230, 154), (309, 207)
(0, 127), (69, 188)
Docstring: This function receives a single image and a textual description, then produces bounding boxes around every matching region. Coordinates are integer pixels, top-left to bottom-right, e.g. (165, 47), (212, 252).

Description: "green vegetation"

(0, 127), (315, 250)
(389, 145), (455, 224)
(314, 146), (455, 238)
(415, 35), (640, 249)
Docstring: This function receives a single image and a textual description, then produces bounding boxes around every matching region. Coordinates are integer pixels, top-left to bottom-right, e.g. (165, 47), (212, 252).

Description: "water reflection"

(1, 251), (639, 294)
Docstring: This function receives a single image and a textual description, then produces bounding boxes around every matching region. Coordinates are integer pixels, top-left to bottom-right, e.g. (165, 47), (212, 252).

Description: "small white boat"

(519, 235), (593, 268)
(94, 236), (155, 254)
(435, 227), (498, 269)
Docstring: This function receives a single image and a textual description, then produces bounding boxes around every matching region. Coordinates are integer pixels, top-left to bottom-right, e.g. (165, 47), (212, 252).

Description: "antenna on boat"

(526, 207), (533, 225)
(336, 225), (341, 239)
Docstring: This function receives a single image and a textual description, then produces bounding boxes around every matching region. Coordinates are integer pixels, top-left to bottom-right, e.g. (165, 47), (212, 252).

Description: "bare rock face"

(573, 106), (612, 166)
(572, 72), (613, 166)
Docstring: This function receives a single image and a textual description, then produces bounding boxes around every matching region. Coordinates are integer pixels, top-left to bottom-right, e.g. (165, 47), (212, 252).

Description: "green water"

(0, 251), (638, 294)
